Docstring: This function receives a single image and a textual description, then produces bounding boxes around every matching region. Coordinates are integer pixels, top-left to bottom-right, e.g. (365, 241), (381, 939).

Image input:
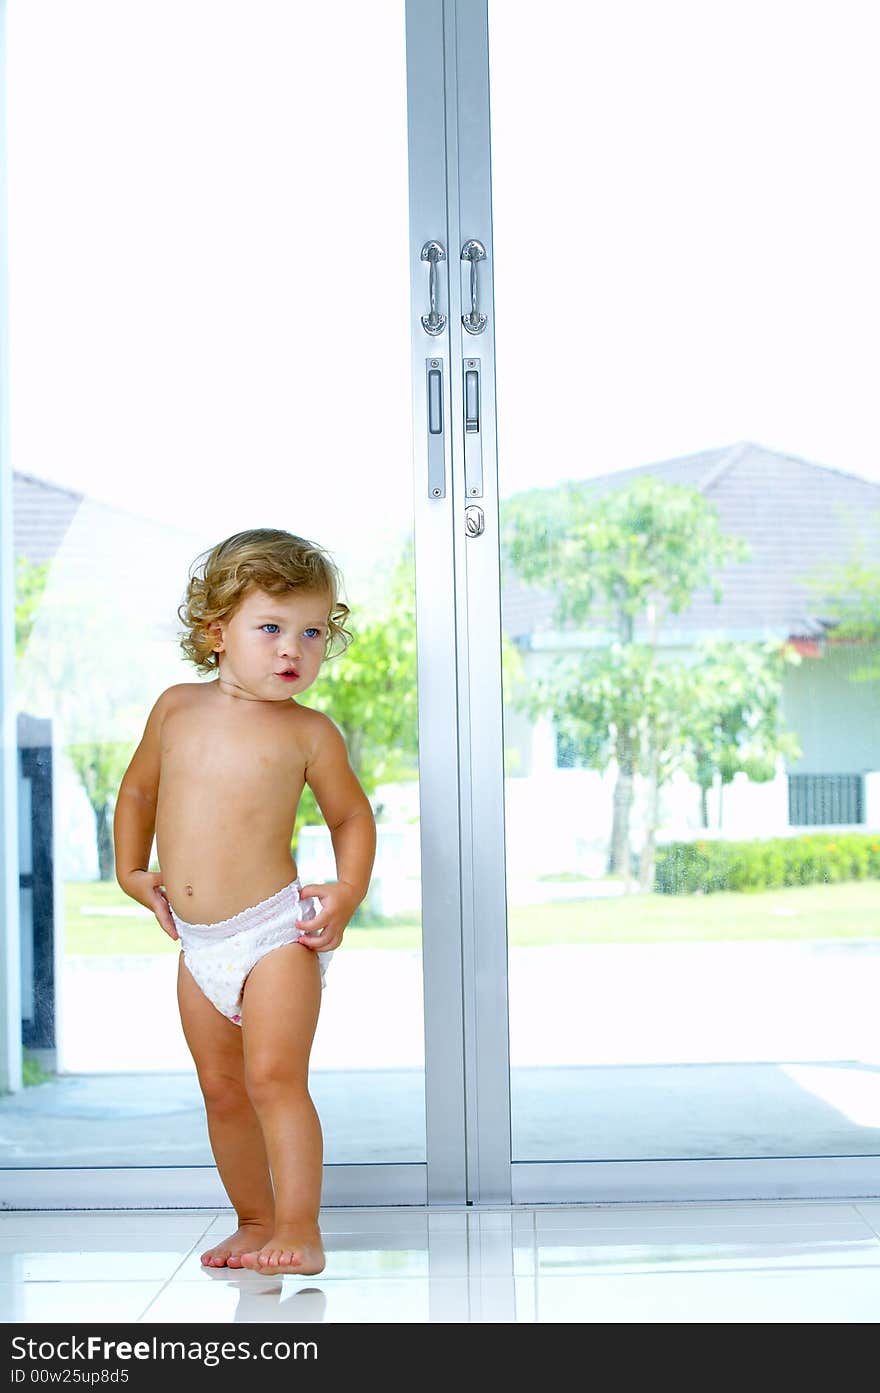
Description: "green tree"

(502, 476), (749, 881)
(15, 552), (160, 881)
(14, 555), (50, 658)
(67, 739), (133, 880)
(685, 640), (802, 830)
(808, 530), (880, 682)
(636, 658), (701, 893)
(521, 644), (691, 892)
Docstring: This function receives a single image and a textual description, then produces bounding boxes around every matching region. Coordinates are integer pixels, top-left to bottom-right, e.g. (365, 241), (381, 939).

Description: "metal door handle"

(420, 240), (447, 336)
(461, 239), (487, 335)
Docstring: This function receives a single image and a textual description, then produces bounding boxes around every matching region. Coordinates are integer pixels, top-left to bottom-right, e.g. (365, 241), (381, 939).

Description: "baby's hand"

(123, 869), (179, 941)
(295, 881), (361, 953)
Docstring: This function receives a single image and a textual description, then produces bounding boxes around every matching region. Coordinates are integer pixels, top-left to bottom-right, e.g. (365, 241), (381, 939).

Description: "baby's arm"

(113, 688), (178, 939)
(294, 713), (377, 950)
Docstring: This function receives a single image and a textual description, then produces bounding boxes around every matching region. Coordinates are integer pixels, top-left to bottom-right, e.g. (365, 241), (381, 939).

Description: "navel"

(185, 884), (193, 896)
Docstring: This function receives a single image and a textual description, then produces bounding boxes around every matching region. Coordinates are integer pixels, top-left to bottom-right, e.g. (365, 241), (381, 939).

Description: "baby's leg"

(176, 954), (274, 1267)
(238, 942), (325, 1275)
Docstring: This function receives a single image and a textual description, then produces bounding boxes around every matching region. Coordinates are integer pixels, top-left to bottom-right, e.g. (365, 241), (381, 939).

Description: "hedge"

(654, 832), (880, 895)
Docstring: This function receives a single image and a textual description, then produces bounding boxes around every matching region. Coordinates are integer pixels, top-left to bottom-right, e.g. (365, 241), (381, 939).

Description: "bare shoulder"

(162, 681), (216, 716)
(161, 681), (201, 701)
(141, 682), (212, 739)
(121, 684), (197, 801)
(168, 680), (213, 699)
(143, 682), (190, 722)
(297, 705), (345, 767)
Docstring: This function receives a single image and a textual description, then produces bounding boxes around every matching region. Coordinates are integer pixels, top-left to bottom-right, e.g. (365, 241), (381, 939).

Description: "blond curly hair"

(177, 528), (353, 677)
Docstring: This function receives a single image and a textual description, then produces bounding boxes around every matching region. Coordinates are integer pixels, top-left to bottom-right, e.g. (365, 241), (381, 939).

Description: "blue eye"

(261, 624), (323, 638)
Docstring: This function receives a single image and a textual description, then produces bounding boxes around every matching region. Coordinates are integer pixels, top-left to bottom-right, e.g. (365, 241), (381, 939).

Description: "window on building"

(788, 774), (864, 826)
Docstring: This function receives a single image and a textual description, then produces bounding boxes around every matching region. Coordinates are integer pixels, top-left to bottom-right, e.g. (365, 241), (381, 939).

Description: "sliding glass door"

(1, 0), (439, 1204)
(482, 0), (880, 1195)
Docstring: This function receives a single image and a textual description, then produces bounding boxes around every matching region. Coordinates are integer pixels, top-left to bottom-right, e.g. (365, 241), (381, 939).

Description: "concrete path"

(58, 940), (880, 1071)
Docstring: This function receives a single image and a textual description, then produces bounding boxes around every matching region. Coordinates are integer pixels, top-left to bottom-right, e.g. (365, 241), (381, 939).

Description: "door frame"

(425, 0), (513, 1205)
(3, 0), (877, 1212)
(450, 0), (880, 1204)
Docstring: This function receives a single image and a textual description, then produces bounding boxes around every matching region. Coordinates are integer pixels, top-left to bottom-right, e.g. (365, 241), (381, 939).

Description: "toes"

(273, 1251), (307, 1272)
(238, 1246), (314, 1273)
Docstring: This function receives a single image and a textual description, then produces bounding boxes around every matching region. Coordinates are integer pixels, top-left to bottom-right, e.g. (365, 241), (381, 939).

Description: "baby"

(113, 527), (377, 1276)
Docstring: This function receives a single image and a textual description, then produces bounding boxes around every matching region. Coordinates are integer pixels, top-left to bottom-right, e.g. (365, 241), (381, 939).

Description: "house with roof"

(13, 446), (880, 896)
(499, 443), (880, 876)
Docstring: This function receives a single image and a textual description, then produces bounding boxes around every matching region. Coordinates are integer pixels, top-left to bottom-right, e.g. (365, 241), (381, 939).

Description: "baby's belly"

(156, 805), (300, 925)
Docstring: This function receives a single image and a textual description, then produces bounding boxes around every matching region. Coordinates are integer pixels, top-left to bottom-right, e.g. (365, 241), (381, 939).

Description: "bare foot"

(201, 1220), (274, 1268)
(239, 1229), (326, 1276)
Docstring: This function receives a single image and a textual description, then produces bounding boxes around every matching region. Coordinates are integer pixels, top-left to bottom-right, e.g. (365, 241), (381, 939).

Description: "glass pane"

(4, 0), (424, 1168)
(490, 0), (880, 1160)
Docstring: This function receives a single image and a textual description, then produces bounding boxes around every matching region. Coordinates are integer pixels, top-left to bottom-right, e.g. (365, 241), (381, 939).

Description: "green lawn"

(64, 878), (880, 954)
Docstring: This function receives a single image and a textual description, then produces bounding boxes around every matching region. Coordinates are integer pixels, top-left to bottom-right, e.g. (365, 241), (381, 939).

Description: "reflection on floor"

(2, 1200), (880, 1322)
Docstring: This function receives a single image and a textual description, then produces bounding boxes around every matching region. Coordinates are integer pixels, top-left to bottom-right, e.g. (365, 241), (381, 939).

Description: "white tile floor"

(2, 1200), (880, 1323)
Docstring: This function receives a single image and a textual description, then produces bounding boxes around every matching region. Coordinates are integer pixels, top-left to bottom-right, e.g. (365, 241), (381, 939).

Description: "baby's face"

(211, 585), (332, 701)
